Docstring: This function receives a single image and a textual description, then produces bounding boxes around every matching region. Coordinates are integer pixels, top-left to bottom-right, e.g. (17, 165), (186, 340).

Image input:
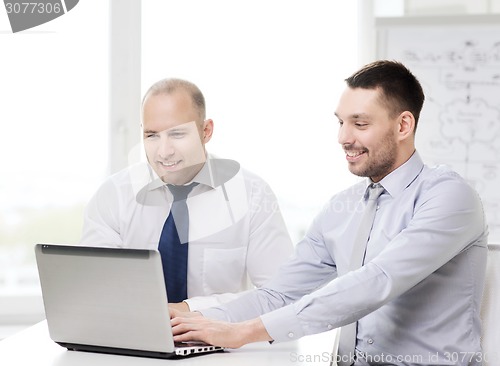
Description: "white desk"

(0, 321), (339, 366)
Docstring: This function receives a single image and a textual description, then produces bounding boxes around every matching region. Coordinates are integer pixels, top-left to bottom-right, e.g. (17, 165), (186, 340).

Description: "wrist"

(168, 301), (190, 312)
(239, 317), (273, 345)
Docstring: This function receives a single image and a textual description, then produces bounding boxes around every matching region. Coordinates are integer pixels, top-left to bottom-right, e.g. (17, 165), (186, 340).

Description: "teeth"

(346, 151), (363, 157)
(160, 161), (178, 167)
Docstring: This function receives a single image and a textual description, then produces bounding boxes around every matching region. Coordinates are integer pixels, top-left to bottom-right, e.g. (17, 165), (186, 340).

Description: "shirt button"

(327, 324), (333, 330)
(368, 338), (374, 344)
(288, 332), (294, 338)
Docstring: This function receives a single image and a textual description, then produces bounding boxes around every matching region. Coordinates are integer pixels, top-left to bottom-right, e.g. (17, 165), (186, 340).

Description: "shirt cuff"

(184, 296), (222, 312)
(260, 304), (306, 343)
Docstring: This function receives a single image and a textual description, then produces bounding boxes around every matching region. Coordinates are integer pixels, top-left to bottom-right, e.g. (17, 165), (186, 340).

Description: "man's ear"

(202, 119), (214, 143)
(398, 111), (415, 141)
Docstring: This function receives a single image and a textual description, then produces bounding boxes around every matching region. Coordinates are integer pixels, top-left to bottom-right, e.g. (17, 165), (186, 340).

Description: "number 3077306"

(5, 2), (62, 14)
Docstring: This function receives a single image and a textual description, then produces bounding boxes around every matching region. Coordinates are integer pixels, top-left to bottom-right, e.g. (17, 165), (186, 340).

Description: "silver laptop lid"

(35, 244), (175, 353)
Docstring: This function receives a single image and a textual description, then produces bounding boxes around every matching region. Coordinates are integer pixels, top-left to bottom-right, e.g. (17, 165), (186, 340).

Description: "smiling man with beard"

(170, 61), (489, 366)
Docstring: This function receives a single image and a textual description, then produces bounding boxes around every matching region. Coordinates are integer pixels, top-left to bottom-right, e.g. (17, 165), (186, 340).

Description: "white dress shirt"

(80, 157), (293, 311)
(203, 152), (489, 365)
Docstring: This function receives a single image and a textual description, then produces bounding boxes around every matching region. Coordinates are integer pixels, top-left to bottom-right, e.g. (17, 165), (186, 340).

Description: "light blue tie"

(337, 183), (385, 366)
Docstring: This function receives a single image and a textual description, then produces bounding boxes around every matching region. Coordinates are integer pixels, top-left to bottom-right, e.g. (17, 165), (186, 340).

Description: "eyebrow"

(335, 112), (372, 120)
(351, 113), (371, 120)
(167, 127), (188, 133)
(143, 126), (189, 135)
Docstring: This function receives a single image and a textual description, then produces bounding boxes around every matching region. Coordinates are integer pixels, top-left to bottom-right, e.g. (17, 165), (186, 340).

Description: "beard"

(348, 130), (398, 180)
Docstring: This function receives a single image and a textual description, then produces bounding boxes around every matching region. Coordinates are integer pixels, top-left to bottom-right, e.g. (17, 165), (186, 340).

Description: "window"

(0, 0), (109, 335)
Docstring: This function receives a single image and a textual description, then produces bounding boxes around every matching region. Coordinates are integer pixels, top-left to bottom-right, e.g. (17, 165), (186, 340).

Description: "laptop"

(34, 243), (224, 358)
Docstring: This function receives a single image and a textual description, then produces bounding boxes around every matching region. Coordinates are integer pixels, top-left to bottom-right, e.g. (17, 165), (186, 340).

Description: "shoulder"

(417, 164), (483, 211)
(238, 166), (280, 198)
(420, 164), (475, 194)
(240, 166), (268, 184)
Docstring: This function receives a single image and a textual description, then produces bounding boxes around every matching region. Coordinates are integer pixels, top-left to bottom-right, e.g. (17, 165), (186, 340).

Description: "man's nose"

(158, 135), (175, 158)
(338, 123), (353, 146)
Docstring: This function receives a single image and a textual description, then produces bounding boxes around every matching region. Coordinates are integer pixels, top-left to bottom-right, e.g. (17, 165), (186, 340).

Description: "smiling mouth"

(344, 150), (367, 158)
(345, 150), (365, 158)
(158, 160), (181, 168)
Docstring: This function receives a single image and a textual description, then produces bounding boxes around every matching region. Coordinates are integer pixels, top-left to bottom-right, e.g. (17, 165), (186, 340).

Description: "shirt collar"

(365, 150), (424, 198)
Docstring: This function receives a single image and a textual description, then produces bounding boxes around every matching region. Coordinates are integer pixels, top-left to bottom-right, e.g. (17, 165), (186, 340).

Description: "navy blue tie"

(158, 183), (197, 303)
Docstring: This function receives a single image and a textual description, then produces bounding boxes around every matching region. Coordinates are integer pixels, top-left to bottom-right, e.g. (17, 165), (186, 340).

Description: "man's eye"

(169, 132), (186, 138)
(145, 133), (158, 139)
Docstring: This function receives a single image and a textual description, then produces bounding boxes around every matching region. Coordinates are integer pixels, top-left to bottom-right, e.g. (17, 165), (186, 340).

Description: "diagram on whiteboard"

(380, 23), (500, 241)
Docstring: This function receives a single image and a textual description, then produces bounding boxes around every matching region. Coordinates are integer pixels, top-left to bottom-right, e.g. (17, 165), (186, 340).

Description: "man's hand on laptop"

(170, 315), (273, 349)
(169, 301), (190, 312)
(169, 307), (201, 319)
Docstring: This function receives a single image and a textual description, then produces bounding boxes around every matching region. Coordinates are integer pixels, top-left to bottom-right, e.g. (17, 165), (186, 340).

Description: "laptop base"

(58, 342), (225, 359)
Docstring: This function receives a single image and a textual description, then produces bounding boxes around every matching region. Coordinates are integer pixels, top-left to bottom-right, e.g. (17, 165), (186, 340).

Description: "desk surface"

(0, 321), (339, 366)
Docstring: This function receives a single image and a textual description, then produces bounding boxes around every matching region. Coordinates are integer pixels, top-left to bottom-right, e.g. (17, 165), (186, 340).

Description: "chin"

(348, 166), (364, 178)
(159, 173), (178, 185)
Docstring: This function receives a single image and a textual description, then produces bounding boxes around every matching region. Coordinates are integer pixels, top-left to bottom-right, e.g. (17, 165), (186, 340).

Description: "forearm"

(200, 287), (292, 322)
(171, 314), (272, 348)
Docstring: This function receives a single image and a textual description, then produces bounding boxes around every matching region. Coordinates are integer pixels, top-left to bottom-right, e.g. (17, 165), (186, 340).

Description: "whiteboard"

(377, 15), (500, 242)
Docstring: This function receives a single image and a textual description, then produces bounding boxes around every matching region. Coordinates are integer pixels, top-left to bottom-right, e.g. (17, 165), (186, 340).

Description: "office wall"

(404, 0), (500, 14)
(361, 0), (500, 65)
(373, 0), (500, 15)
